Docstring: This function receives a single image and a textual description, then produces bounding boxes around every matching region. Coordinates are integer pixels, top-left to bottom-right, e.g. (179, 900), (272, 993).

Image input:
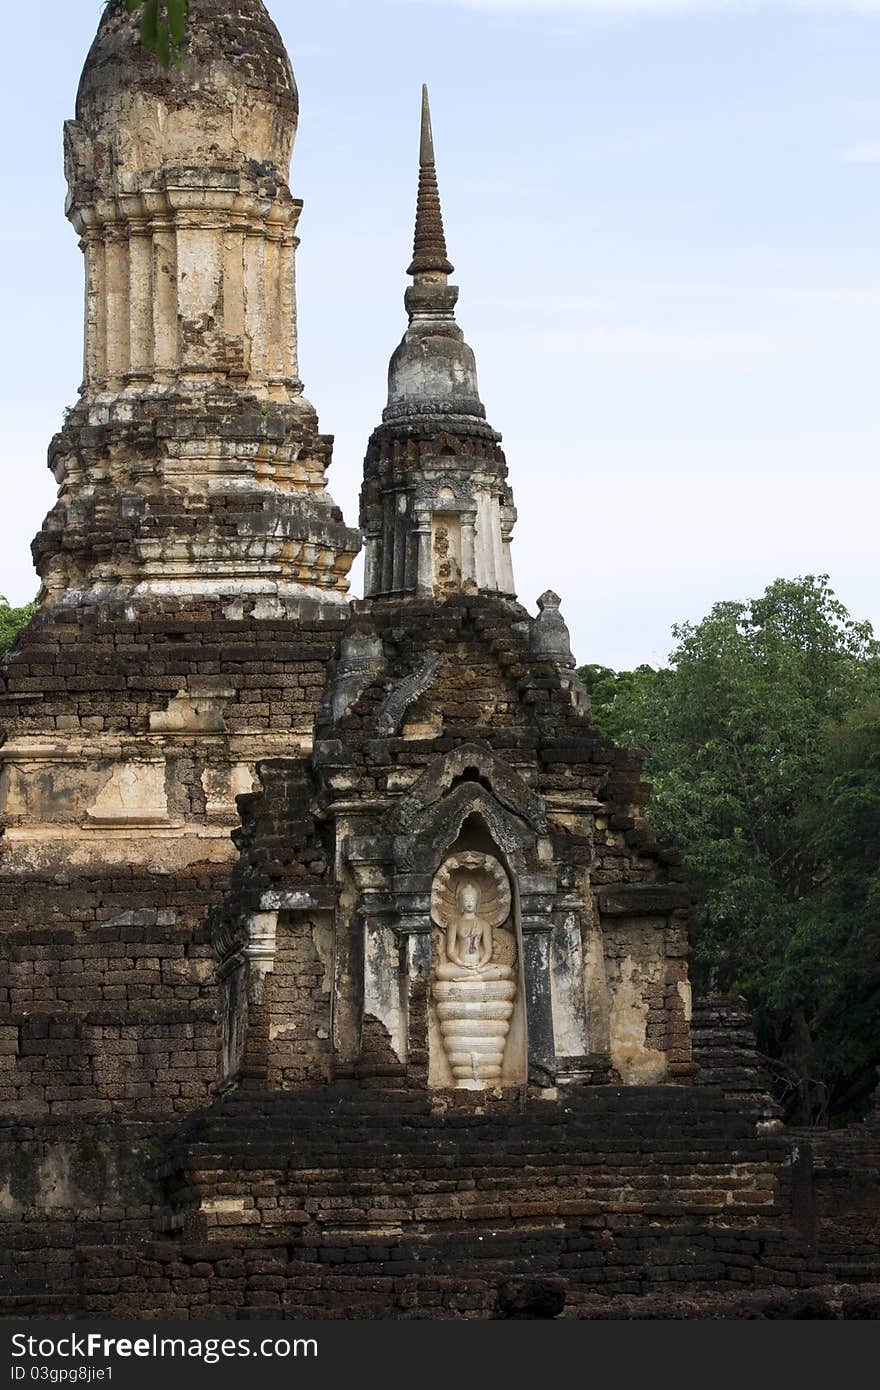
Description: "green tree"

(0, 596), (36, 656)
(580, 663), (659, 735)
(581, 577), (880, 1126)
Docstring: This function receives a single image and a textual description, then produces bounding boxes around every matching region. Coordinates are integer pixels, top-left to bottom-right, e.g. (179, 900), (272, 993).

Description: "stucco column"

(230, 911), (279, 1082)
(399, 915), (432, 1081)
(148, 195), (178, 379)
(392, 490), (408, 593)
(362, 532), (382, 598)
(521, 924), (557, 1086)
(279, 226), (299, 383)
(491, 495), (506, 595)
(78, 214), (107, 390)
(103, 215), (130, 387)
(380, 494), (395, 594)
(124, 196), (154, 383)
(415, 510), (433, 596)
(243, 218), (269, 382)
(332, 821), (366, 1070)
(223, 206), (248, 378)
(460, 510), (477, 588)
(520, 873), (559, 1086)
(265, 219), (285, 387)
(501, 511), (517, 596)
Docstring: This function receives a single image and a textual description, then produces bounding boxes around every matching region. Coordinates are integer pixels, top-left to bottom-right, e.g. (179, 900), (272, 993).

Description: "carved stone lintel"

(396, 742), (548, 836)
(259, 888), (335, 913)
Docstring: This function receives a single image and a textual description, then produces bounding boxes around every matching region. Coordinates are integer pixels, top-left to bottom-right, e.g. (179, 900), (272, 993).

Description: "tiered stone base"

(4, 1080), (879, 1319)
(7, 1247), (873, 1321)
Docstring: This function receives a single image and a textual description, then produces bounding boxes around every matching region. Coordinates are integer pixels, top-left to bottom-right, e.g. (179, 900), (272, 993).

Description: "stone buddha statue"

(436, 875), (512, 981)
(431, 851), (517, 1087)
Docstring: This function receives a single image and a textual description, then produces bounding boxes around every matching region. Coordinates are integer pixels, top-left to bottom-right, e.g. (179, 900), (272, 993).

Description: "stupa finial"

(408, 85), (454, 280)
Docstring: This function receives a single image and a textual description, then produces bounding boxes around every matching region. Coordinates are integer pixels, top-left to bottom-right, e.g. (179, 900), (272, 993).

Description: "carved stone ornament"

(531, 590), (576, 669)
(431, 851), (517, 1089)
(375, 652), (444, 736)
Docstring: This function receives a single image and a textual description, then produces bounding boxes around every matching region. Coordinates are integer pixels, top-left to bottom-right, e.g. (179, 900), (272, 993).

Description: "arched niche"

(386, 744), (558, 1088)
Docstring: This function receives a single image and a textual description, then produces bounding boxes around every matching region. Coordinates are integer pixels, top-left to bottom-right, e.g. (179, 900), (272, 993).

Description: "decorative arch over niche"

(385, 742), (559, 1088)
(395, 740), (548, 845)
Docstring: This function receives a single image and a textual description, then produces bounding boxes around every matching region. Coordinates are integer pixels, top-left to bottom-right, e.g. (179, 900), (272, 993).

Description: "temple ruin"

(0, 0), (877, 1320)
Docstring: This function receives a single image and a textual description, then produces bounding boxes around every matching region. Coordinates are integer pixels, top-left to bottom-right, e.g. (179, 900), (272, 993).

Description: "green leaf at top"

(156, 18), (172, 70)
(140, 0), (159, 52)
(167, 0), (188, 46)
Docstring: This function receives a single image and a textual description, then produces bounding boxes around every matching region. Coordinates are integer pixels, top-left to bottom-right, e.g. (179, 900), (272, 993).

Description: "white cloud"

(406, 1), (880, 13)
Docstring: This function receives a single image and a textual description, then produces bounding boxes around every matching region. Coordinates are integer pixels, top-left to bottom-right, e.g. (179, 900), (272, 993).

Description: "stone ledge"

(598, 884), (694, 916)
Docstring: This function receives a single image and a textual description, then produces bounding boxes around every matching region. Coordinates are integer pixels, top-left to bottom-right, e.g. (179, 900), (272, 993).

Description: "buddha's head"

(455, 880), (481, 916)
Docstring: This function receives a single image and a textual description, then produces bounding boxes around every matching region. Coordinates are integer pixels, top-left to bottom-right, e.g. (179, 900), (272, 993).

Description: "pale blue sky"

(1, 0), (879, 668)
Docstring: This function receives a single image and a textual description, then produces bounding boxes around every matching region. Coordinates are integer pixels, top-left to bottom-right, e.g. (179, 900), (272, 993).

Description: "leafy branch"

(114, 0), (190, 70)
(0, 597), (36, 656)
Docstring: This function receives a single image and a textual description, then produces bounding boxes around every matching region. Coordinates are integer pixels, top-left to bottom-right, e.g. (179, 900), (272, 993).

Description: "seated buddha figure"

(435, 876), (512, 982)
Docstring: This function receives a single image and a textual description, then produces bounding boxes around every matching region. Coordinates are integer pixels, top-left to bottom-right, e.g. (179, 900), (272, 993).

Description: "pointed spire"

(408, 85), (454, 280)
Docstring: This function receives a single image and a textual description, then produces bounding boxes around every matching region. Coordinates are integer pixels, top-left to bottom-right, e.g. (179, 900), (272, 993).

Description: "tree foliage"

(581, 577), (880, 1126)
(0, 597), (36, 657)
(109, 0), (190, 69)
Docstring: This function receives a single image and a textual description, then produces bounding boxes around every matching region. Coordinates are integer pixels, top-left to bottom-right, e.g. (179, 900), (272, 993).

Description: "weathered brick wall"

(691, 996), (781, 1117)
(158, 1084), (791, 1244)
(1, 897), (220, 1119)
(1, 606), (342, 739)
(70, 1239), (871, 1321)
(0, 603), (349, 1120)
(265, 918), (333, 1088)
(12, 1243), (879, 1321)
(790, 1088), (880, 1280)
(1, 1079), (878, 1317)
(0, 1116), (166, 1312)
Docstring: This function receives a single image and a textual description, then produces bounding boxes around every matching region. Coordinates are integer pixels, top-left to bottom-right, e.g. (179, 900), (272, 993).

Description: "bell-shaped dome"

(385, 314), (486, 423)
(69, 0), (298, 198)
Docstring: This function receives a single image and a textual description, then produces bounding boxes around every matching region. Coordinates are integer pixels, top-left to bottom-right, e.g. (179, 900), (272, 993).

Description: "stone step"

(164, 1140), (784, 1168)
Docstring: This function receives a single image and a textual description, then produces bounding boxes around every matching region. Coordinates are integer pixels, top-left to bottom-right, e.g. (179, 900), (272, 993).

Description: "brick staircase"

(4, 1081), (879, 1317)
(152, 1083), (801, 1292)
